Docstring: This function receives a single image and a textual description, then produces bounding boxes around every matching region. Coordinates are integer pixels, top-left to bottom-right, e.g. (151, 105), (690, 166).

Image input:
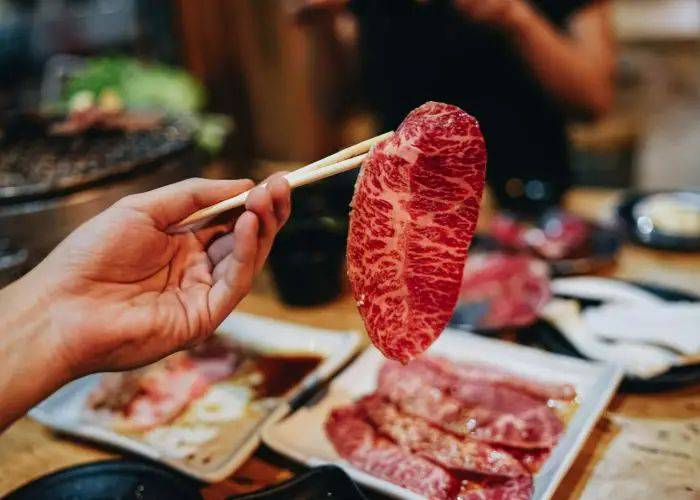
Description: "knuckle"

(181, 177), (206, 189)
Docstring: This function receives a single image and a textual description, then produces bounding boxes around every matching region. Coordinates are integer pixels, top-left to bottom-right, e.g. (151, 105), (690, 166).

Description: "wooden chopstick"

(285, 152), (368, 186)
(284, 131), (393, 180)
(169, 131), (393, 232)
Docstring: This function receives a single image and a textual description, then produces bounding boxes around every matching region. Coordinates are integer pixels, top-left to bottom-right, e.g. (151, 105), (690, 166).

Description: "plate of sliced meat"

(262, 330), (621, 500)
(29, 313), (361, 482)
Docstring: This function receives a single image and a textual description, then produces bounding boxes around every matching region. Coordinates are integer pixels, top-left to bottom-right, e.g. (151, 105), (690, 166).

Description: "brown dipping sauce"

(254, 354), (322, 397)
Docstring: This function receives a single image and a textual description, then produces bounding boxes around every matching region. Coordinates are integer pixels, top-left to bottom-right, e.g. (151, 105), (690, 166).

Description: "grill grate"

(0, 114), (192, 203)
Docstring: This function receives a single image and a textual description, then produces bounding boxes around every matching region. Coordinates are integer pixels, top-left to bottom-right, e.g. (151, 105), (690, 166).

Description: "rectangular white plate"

(262, 328), (623, 500)
(30, 312), (362, 482)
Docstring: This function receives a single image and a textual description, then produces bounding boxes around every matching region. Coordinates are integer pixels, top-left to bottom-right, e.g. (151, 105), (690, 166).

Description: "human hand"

(30, 176), (290, 377)
(453, 0), (530, 32)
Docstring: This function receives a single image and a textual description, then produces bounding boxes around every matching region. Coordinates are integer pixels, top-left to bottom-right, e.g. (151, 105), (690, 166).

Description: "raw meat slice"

(500, 447), (551, 474)
(421, 356), (576, 402)
(325, 405), (460, 500)
(489, 214), (527, 251)
(489, 211), (590, 260)
(188, 335), (241, 383)
(88, 367), (149, 411)
(347, 101), (487, 363)
(51, 107), (162, 135)
(458, 475), (533, 500)
(120, 355), (210, 431)
(472, 407), (563, 451)
(455, 253), (550, 330)
(86, 336), (241, 431)
(360, 395), (528, 478)
(87, 354), (210, 431)
(378, 359), (564, 449)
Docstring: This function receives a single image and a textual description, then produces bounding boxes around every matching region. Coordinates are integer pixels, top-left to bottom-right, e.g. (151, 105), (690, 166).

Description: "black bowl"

(617, 190), (700, 252)
(269, 215), (347, 307)
(229, 465), (366, 500)
(5, 459), (202, 500)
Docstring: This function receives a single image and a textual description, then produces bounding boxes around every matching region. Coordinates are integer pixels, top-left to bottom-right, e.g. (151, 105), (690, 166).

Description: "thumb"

(119, 178), (255, 229)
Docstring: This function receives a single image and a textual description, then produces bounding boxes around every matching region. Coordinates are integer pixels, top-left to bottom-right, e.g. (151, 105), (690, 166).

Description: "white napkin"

(550, 277), (663, 305)
(540, 300), (678, 379)
(584, 302), (700, 355)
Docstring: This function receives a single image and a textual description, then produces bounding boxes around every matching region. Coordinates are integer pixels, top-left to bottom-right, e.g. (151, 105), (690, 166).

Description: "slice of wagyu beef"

(347, 102), (487, 363)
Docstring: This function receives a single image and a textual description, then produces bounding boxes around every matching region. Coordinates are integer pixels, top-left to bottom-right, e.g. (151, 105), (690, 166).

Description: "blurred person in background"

(297, 0), (615, 213)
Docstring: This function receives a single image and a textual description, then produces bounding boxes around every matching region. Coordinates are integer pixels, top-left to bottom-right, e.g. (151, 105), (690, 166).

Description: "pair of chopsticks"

(170, 131), (394, 232)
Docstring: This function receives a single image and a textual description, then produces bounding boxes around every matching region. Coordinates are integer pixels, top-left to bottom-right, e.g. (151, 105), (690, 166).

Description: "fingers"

(268, 173), (292, 229)
(208, 211), (259, 325)
(245, 185), (277, 273)
(207, 233), (235, 267)
(211, 253), (231, 283)
(245, 173), (291, 273)
(119, 178), (255, 230)
(205, 172), (290, 324)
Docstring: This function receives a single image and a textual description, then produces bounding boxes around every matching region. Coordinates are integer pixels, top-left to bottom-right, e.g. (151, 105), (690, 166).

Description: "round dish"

(5, 459), (202, 500)
(617, 190), (700, 252)
(231, 465), (367, 499)
(518, 282), (700, 393)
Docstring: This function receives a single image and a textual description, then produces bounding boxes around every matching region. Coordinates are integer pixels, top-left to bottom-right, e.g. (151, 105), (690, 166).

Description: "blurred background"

(1, 0), (699, 293)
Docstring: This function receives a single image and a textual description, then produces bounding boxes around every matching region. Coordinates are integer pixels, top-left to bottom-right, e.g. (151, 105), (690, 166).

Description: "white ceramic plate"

(30, 312), (362, 482)
(262, 328), (622, 500)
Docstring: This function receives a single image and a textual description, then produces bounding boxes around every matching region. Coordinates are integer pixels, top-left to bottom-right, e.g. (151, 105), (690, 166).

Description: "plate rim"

(29, 312), (362, 483)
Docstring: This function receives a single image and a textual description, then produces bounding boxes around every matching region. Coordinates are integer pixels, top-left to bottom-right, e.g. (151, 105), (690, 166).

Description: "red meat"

(325, 405), (460, 499)
(377, 359), (565, 449)
(359, 395), (527, 478)
(347, 101), (487, 363)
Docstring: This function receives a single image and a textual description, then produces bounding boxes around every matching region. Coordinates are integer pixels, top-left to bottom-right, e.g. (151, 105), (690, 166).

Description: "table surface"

(1, 188), (699, 499)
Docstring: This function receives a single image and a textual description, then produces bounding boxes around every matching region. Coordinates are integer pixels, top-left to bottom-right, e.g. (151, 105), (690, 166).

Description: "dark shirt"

(350, 0), (595, 211)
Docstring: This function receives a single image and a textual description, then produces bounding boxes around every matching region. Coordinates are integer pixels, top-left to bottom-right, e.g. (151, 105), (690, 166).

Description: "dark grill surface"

(0, 114), (192, 204)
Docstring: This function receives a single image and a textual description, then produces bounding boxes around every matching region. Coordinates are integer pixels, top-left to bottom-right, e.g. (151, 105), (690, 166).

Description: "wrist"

(0, 272), (73, 423)
(5, 271), (72, 379)
(22, 263), (84, 381)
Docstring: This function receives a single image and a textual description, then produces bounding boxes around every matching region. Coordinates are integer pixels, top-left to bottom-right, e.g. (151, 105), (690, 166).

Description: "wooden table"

(1, 188), (699, 498)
